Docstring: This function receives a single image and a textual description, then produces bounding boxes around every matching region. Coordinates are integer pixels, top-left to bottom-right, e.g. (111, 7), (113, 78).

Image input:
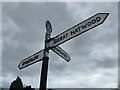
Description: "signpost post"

(39, 20), (52, 90)
(18, 13), (109, 90)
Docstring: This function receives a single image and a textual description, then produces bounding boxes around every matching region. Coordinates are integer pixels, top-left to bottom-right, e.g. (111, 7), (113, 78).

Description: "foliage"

(9, 76), (35, 90)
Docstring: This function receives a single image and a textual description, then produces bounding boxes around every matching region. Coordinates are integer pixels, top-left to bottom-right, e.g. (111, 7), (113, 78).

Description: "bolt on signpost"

(18, 13), (109, 90)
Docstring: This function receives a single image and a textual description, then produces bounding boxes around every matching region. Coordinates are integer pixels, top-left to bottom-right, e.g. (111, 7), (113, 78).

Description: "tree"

(9, 76), (23, 90)
(48, 88), (54, 90)
(9, 76), (35, 90)
(24, 85), (35, 90)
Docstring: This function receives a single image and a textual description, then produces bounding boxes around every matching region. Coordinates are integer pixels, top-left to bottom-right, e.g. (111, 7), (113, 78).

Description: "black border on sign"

(51, 46), (71, 62)
(18, 49), (44, 70)
(50, 13), (109, 47)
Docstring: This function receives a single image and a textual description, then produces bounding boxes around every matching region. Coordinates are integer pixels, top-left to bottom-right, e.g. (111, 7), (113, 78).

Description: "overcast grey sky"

(0, 1), (2, 88)
(2, 2), (118, 88)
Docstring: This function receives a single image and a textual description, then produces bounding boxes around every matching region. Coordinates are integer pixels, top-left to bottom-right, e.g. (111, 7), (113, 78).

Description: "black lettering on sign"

(96, 17), (101, 22)
(59, 36), (63, 41)
(71, 27), (81, 36)
(54, 33), (68, 44)
(81, 24), (87, 29)
(70, 29), (76, 35)
(22, 54), (39, 66)
(34, 55), (39, 59)
(55, 48), (67, 58)
(53, 16), (102, 45)
(22, 61), (27, 66)
(87, 22), (91, 26)
(70, 16), (102, 36)
(92, 19), (96, 24)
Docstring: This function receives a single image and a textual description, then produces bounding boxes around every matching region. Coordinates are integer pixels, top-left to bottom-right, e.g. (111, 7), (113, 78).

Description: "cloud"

(48, 67), (117, 88)
(0, 2), (2, 87)
(48, 2), (118, 88)
(2, 2), (74, 88)
(2, 2), (118, 88)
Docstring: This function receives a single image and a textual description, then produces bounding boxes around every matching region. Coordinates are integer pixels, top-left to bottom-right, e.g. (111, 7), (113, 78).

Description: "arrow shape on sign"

(51, 46), (71, 62)
(48, 13), (109, 48)
(18, 50), (44, 70)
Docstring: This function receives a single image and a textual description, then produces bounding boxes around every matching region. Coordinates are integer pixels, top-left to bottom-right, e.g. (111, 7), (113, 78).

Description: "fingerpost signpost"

(18, 13), (109, 90)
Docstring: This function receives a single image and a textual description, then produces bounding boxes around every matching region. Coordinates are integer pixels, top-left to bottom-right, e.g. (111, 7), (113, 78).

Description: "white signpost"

(48, 13), (109, 48)
(18, 13), (109, 90)
(51, 46), (71, 62)
(18, 50), (44, 69)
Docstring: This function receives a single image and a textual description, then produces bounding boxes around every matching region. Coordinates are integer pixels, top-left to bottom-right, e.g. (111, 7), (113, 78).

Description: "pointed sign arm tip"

(102, 13), (109, 23)
(97, 13), (109, 18)
(100, 13), (109, 17)
(106, 13), (109, 17)
(18, 50), (44, 70)
(66, 59), (71, 62)
(95, 13), (109, 25)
